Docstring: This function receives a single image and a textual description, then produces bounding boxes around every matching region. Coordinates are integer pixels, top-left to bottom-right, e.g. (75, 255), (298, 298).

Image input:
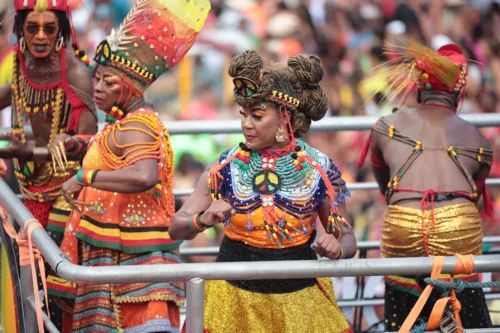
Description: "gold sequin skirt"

(204, 278), (353, 333)
(381, 203), (483, 258)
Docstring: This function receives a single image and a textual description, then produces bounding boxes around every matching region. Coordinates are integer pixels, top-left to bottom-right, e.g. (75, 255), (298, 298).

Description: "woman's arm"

(86, 123), (159, 193)
(0, 83), (11, 111)
(170, 159), (235, 240)
(90, 159), (158, 193)
(170, 166), (213, 240)
(371, 131), (391, 195)
(317, 200), (357, 259)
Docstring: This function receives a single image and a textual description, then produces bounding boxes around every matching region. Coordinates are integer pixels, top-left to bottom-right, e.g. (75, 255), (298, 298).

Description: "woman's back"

(378, 106), (491, 209)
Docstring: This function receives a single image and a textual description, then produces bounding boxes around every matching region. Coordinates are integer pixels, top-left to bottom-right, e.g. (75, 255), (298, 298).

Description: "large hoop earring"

(275, 125), (288, 143)
(19, 37), (26, 52)
(55, 36), (64, 52)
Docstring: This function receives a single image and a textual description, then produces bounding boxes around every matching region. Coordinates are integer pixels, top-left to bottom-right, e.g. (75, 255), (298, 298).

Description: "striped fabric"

(71, 245), (184, 332)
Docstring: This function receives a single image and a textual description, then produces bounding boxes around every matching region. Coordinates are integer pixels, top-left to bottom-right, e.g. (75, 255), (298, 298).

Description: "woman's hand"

(51, 133), (78, 152)
(62, 175), (83, 201)
(311, 225), (343, 260)
(50, 134), (79, 171)
(198, 200), (236, 228)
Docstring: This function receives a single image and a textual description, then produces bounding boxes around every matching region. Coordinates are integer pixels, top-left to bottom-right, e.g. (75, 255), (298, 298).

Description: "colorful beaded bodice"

(209, 140), (351, 248)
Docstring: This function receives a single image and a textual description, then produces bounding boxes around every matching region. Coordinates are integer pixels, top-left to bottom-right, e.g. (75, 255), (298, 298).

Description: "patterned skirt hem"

(113, 294), (185, 307)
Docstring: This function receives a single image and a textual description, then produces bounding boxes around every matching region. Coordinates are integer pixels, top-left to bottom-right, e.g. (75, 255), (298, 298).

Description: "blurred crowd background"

(2, 0), (500, 328)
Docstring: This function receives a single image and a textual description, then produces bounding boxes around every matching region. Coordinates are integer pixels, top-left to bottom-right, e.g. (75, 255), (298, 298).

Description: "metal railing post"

(21, 266), (37, 333)
(186, 278), (205, 333)
(26, 297), (60, 333)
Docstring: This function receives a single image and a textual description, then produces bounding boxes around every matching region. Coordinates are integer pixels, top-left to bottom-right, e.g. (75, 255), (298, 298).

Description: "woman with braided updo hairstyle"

(229, 50), (329, 139)
(171, 50), (356, 333)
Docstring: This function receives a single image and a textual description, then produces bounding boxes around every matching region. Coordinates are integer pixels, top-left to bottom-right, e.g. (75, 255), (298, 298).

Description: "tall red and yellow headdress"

(94, 0), (210, 89)
(365, 36), (468, 107)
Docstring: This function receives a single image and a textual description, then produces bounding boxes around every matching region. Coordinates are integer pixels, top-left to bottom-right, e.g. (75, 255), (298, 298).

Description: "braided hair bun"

(228, 50), (264, 107)
(288, 55), (328, 121)
(287, 55), (328, 136)
(229, 51), (328, 137)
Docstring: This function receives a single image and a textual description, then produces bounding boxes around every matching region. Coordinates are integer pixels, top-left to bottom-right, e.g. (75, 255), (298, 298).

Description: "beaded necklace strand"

(11, 54), (66, 200)
(210, 140), (351, 247)
(96, 109), (175, 216)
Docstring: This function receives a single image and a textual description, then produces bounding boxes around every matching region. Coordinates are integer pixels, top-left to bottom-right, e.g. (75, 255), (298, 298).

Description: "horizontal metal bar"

(173, 178), (500, 198)
(4, 113), (500, 136)
(179, 236), (500, 257)
(52, 255), (500, 284)
(13, 177), (500, 199)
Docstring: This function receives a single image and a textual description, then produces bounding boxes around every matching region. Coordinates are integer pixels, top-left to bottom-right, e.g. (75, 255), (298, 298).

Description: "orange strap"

(2, 211), (49, 333)
(399, 256), (444, 333)
(426, 254), (474, 332)
(399, 255), (475, 333)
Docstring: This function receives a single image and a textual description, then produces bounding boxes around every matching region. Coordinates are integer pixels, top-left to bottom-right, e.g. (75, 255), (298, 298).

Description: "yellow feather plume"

(362, 36), (461, 106)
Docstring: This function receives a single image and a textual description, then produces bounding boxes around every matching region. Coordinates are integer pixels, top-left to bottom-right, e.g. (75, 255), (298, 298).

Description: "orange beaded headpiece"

(94, 0), (210, 88)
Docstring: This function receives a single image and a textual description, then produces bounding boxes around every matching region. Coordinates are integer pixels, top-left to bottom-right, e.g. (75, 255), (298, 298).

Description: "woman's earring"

(106, 104), (125, 123)
(55, 36), (64, 52)
(19, 36), (26, 52)
(275, 125), (288, 143)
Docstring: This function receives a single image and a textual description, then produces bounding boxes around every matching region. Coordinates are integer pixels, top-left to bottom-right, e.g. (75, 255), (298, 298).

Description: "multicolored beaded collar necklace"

(209, 139), (351, 247)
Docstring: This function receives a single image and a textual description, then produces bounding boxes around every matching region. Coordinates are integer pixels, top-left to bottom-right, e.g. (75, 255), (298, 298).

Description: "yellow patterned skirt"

(204, 278), (353, 333)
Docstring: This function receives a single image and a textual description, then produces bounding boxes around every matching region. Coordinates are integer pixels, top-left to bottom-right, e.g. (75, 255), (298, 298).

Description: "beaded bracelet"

(187, 214), (200, 233)
(77, 169), (99, 186)
(188, 213), (208, 233)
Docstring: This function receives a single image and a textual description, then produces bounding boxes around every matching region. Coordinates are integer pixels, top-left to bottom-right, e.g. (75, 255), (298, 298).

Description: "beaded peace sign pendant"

(252, 170), (281, 195)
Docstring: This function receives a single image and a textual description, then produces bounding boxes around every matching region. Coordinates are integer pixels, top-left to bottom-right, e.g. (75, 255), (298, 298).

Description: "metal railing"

(2, 113), (500, 332)
(1, 180), (500, 333)
(178, 236), (500, 257)
(4, 113), (500, 136)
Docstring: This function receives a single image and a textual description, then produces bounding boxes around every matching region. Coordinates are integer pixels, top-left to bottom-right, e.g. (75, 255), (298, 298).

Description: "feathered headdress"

(364, 36), (468, 106)
(94, 0), (210, 88)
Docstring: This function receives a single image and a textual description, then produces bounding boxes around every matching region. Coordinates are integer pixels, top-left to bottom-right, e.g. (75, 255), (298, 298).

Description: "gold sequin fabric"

(381, 203), (483, 258)
(204, 278), (353, 333)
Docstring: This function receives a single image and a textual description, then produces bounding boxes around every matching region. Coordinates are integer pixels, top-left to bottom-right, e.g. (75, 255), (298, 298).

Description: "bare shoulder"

(383, 108), (419, 126)
(65, 50), (93, 96)
(450, 115), (491, 148)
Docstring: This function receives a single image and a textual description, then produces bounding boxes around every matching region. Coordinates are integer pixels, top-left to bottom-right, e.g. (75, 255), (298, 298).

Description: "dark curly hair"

(229, 50), (328, 137)
(14, 10), (72, 46)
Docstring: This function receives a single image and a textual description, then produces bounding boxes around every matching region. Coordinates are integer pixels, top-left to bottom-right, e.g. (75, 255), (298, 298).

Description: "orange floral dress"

(55, 109), (183, 332)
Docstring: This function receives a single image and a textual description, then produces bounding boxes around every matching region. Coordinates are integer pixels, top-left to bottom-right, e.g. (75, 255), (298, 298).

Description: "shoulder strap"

(372, 119), (427, 202)
(446, 146), (493, 201)
(374, 118), (423, 148)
